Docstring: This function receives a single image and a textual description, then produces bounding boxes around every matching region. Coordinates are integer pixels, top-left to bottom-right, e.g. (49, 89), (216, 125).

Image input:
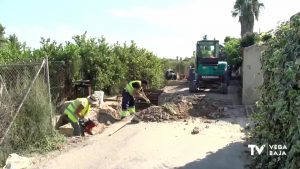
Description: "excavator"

(189, 36), (229, 94)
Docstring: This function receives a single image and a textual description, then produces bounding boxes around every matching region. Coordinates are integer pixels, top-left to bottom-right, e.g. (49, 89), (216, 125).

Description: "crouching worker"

(121, 80), (150, 119)
(58, 95), (98, 136)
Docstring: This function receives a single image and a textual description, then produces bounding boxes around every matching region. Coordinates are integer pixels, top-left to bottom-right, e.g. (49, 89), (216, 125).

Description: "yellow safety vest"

(125, 80), (141, 95)
(64, 98), (91, 123)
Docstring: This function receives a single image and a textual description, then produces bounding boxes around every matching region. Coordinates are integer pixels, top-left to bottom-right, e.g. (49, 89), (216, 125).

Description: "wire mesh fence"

(48, 61), (73, 113)
(0, 59), (53, 165)
(0, 59), (79, 165)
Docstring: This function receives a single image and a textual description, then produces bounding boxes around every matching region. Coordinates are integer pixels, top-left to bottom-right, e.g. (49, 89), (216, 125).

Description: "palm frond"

(234, 0), (244, 10)
(252, 1), (264, 20)
(259, 3), (264, 7)
(232, 11), (239, 17)
(232, 0), (264, 25)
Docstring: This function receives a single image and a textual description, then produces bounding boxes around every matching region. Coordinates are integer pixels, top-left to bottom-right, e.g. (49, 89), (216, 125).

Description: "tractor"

(189, 38), (229, 94)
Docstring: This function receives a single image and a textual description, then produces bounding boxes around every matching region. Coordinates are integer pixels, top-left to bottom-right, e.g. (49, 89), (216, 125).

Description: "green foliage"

(224, 36), (232, 43)
(0, 30), (166, 94)
(67, 34), (165, 93)
(259, 32), (273, 43)
(250, 16), (300, 169)
(161, 57), (194, 76)
(0, 77), (65, 165)
(0, 32), (32, 64)
(0, 33), (164, 94)
(9, 78), (65, 152)
(223, 37), (242, 68)
(240, 32), (259, 47)
(0, 23), (166, 165)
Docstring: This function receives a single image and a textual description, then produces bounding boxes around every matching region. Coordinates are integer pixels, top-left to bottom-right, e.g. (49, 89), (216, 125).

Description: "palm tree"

(232, 0), (264, 37)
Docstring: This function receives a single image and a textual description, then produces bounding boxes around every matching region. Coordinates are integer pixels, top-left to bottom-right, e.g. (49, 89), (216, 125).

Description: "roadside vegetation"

(0, 29), (166, 93)
(0, 0), (298, 167)
(9, 79), (65, 152)
(162, 56), (195, 77)
(250, 15), (300, 168)
(0, 25), (167, 166)
(0, 77), (65, 165)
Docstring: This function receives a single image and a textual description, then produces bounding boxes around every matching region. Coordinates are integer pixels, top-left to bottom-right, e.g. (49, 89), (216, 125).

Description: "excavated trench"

(135, 89), (164, 110)
(96, 85), (228, 125)
(95, 89), (164, 125)
(135, 94), (226, 122)
(56, 84), (228, 137)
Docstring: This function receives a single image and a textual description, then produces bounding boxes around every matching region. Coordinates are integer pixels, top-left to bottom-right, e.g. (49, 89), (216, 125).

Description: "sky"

(0, 0), (299, 58)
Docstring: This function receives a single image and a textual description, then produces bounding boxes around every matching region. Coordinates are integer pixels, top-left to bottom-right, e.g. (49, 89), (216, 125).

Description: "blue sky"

(0, 0), (299, 58)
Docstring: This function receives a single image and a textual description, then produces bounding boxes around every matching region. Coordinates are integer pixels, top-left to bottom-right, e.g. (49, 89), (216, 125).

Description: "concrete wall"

(242, 45), (264, 105)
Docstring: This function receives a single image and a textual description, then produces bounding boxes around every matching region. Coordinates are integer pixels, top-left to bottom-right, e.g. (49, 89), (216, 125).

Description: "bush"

(240, 32), (259, 47)
(223, 37), (242, 69)
(0, 29), (166, 95)
(0, 77), (65, 166)
(9, 78), (65, 152)
(250, 16), (300, 168)
(260, 32), (273, 43)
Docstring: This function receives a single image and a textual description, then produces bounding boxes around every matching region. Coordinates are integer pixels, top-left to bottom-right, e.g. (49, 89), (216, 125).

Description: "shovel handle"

(108, 116), (134, 136)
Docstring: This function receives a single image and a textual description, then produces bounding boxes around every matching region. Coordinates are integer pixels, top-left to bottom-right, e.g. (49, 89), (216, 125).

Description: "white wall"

(242, 45), (264, 105)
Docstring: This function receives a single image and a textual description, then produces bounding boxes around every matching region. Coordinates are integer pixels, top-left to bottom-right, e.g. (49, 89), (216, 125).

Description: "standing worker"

(121, 80), (150, 119)
(60, 95), (98, 136)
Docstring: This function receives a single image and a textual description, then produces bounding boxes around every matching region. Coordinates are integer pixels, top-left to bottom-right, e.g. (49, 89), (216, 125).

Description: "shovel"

(108, 101), (155, 136)
(108, 115), (135, 136)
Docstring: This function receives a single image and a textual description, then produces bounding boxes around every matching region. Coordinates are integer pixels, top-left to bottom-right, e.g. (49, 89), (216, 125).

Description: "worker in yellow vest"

(121, 80), (150, 119)
(63, 95), (98, 136)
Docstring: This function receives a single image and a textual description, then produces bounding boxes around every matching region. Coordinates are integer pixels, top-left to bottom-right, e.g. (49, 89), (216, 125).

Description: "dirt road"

(32, 80), (249, 169)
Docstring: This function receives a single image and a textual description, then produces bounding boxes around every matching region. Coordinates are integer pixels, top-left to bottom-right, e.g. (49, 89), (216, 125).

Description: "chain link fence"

(48, 61), (73, 113)
(0, 59), (54, 165)
(0, 59), (84, 166)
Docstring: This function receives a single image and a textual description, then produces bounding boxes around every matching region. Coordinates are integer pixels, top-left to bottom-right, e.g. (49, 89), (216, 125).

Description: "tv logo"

(248, 144), (266, 155)
(248, 144), (287, 156)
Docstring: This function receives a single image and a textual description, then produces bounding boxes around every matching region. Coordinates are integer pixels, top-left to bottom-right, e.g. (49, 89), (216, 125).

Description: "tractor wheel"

(188, 68), (195, 81)
(189, 81), (198, 93)
(221, 83), (228, 94)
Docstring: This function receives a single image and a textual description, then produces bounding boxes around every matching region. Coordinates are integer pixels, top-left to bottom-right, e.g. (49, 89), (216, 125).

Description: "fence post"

(45, 57), (53, 128)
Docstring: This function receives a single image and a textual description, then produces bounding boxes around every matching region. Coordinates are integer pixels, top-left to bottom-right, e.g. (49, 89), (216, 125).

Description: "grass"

(0, 77), (66, 167)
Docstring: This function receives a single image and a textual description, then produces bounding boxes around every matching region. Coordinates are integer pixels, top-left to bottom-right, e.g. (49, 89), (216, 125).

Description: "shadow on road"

(174, 142), (249, 169)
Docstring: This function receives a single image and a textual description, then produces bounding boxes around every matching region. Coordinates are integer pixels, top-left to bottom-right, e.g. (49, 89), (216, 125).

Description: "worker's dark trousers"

(67, 118), (84, 136)
(121, 90), (135, 117)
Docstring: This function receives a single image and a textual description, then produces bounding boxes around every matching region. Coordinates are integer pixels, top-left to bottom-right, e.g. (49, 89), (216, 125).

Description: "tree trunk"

(240, 18), (247, 37)
(240, 15), (255, 37)
(245, 15), (254, 34)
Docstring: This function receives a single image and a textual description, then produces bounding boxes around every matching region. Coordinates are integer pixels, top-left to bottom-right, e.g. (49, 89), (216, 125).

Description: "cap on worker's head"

(87, 94), (98, 105)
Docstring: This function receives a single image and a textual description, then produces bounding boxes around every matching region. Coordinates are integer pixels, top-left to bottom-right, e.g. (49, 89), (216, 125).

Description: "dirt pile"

(187, 96), (226, 119)
(136, 94), (226, 122)
(136, 105), (183, 122)
(87, 104), (121, 126)
(98, 104), (120, 119)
